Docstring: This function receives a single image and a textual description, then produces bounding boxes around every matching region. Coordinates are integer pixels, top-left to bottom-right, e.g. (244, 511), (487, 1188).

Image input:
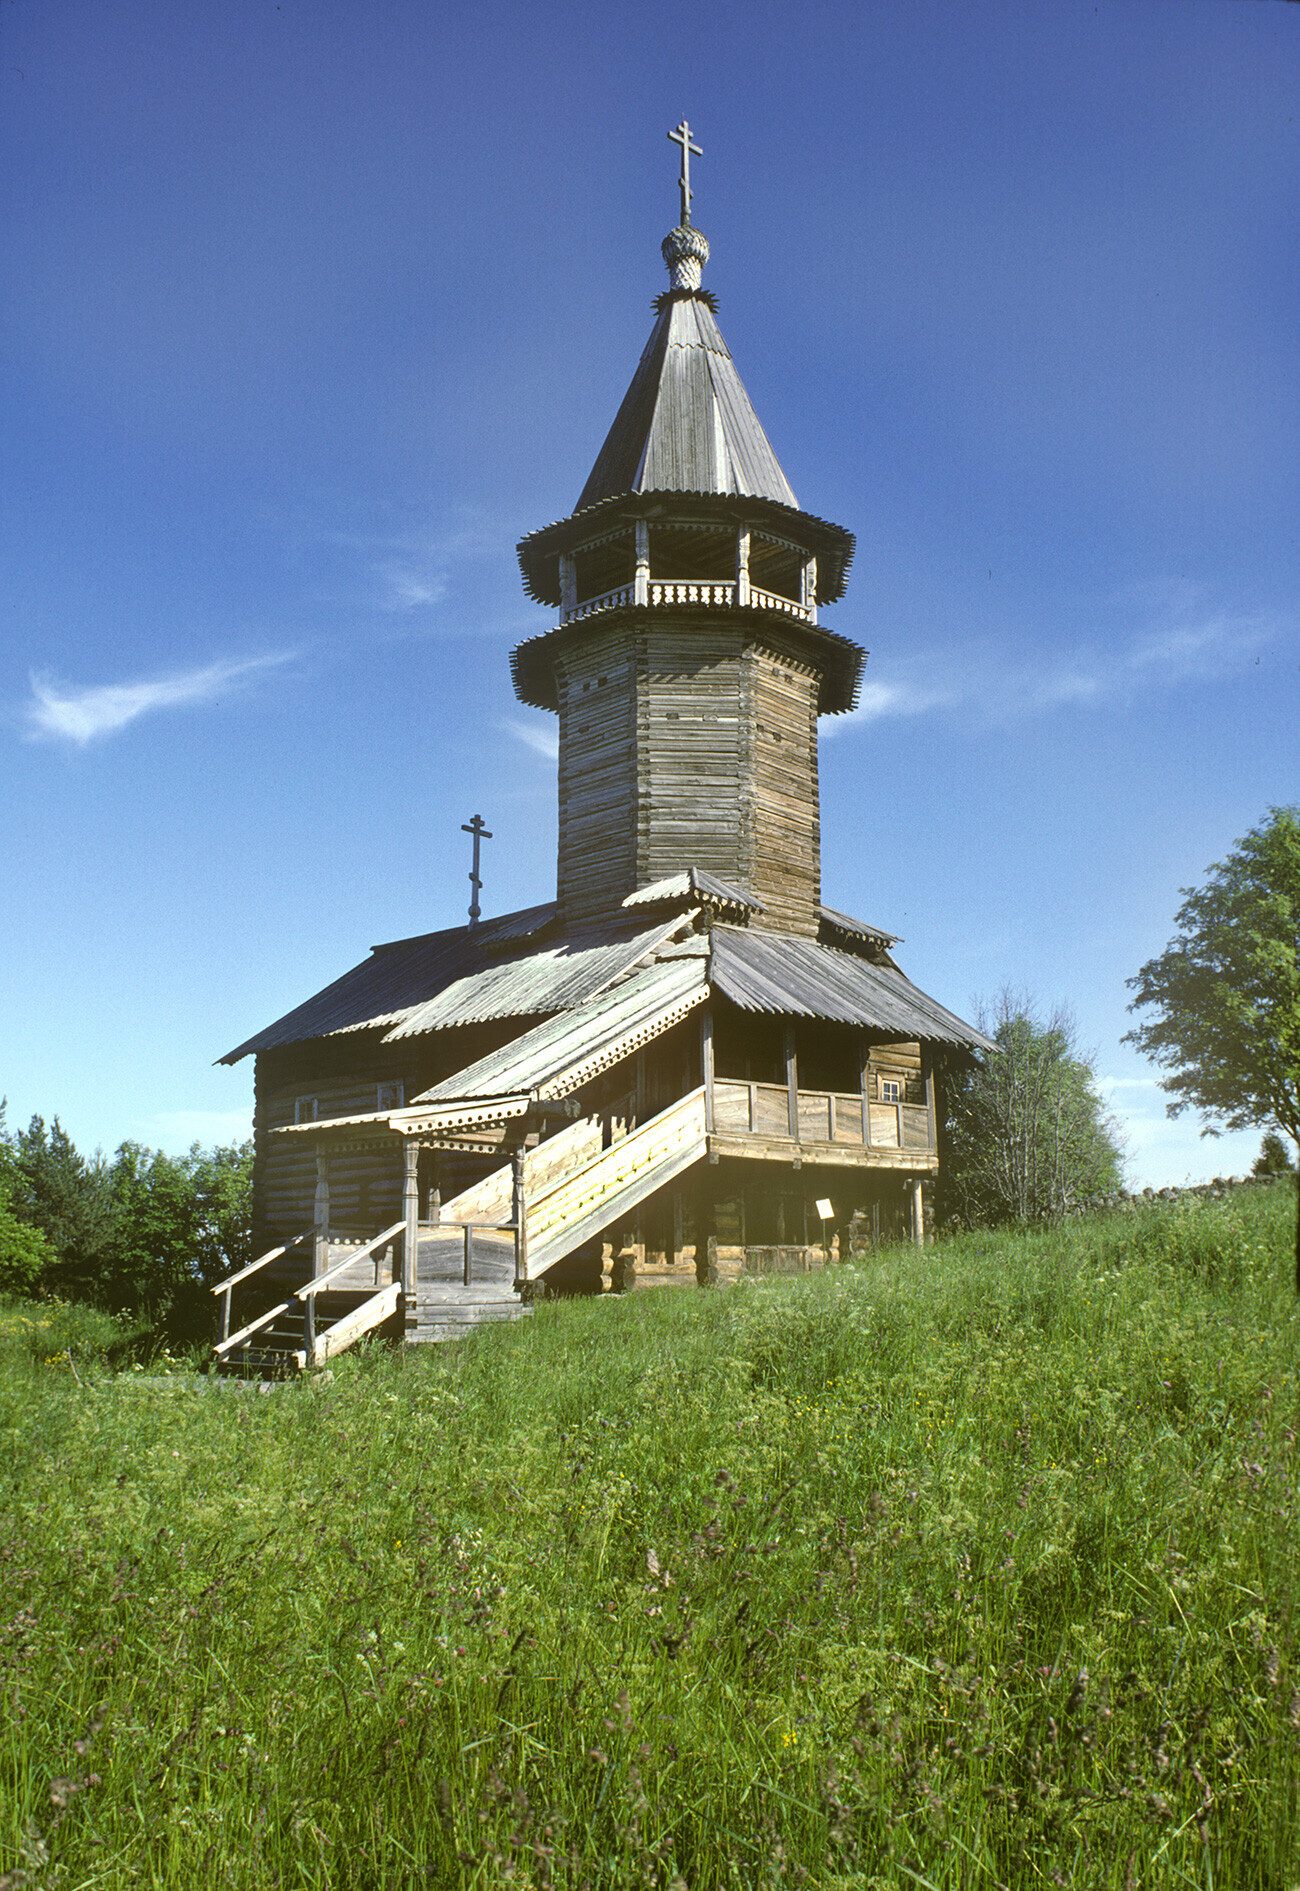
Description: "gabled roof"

(412, 958), (709, 1106)
(218, 903), (688, 1062)
(624, 868), (761, 920)
(221, 887), (990, 1068)
(576, 292), (799, 513)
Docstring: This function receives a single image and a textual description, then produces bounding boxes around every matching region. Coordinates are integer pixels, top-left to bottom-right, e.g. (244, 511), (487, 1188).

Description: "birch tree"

(943, 992), (1124, 1226)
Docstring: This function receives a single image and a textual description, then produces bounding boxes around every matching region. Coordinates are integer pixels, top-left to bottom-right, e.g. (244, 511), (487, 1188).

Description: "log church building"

(214, 127), (991, 1367)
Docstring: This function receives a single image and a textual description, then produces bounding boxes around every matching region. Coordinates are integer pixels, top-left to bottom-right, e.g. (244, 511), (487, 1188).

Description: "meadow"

(2, 1183), (1298, 1889)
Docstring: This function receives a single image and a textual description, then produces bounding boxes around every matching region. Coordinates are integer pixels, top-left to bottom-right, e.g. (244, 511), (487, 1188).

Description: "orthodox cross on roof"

(461, 814), (493, 929)
(667, 119), (702, 226)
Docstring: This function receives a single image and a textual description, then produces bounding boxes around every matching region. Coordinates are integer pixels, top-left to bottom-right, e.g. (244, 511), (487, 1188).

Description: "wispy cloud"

(832, 596), (1286, 735)
(306, 507), (497, 617)
(502, 716), (559, 761)
(25, 652), (293, 745)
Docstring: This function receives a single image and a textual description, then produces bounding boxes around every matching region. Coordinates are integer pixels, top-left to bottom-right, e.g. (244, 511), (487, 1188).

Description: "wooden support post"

(512, 1145), (529, 1287)
(803, 554), (818, 623)
(428, 1149), (441, 1228)
(784, 1023), (799, 1141)
(860, 1037), (871, 1145)
(402, 1140), (419, 1302)
(559, 551), (576, 618)
(925, 1058), (937, 1154)
(736, 526), (751, 607)
(634, 517), (650, 607)
(911, 1177), (925, 1249)
(303, 1290), (316, 1370)
(314, 1147), (331, 1274)
(701, 1007), (715, 1134)
(463, 1225), (473, 1287)
(219, 1286), (231, 1345)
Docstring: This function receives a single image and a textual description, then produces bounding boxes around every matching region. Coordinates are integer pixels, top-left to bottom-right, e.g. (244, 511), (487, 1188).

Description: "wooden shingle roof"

(576, 293), (799, 513)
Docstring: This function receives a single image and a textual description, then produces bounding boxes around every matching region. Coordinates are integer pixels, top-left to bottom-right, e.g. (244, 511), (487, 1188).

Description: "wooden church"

(214, 128), (991, 1368)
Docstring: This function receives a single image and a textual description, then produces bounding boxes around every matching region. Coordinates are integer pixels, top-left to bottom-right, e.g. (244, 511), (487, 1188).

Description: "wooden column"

(803, 554), (818, 623)
(736, 526), (751, 607)
(313, 1148), (331, 1273)
(925, 1056), (937, 1154)
(784, 1023), (799, 1140)
(512, 1144), (529, 1288)
(401, 1139), (419, 1301)
(911, 1177), (925, 1249)
(701, 1007), (715, 1134)
(634, 518), (650, 607)
(559, 551), (576, 618)
(859, 1036), (871, 1145)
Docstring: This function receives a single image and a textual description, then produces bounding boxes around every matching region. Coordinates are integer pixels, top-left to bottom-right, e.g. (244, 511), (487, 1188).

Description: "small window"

(377, 1081), (404, 1111)
(879, 1079), (901, 1104)
(295, 1096), (318, 1125)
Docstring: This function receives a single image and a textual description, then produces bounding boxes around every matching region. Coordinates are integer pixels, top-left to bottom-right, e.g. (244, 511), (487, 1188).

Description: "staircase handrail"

(211, 1229), (312, 1297)
(528, 1086), (706, 1224)
(214, 1296), (298, 1359)
(298, 1220), (405, 1300)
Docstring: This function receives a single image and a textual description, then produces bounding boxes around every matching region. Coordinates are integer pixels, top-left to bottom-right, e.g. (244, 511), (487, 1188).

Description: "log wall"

(553, 612), (823, 933)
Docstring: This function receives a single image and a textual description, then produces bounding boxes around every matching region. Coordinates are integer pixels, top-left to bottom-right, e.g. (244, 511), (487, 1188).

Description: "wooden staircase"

(213, 1086), (710, 1370)
(211, 1223), (405, 1376)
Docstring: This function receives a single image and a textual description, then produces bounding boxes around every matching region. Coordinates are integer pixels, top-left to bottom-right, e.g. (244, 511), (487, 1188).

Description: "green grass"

(3, 1185), (1299, 1888)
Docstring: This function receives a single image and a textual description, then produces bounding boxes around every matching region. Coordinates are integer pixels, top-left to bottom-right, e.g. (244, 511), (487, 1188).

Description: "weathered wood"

(214, 1296), (297, 1359)
(402, 1140), (419, 1300)
(211, 1229), (311, 1297)
(299, 1221), (406, 1299)
(311, 1282), (402, 1366)
(701, 1008), (715, 1132)
(512, 1145), (528, 1285)
(313, 1148), (331, 1274)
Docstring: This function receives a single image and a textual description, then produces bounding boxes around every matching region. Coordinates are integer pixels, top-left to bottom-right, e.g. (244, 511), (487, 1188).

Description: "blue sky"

(2, 0), (1296, 1186)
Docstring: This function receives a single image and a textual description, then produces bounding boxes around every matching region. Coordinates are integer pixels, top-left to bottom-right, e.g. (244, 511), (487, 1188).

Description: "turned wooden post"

(701, 1007), (715, 1134)
(512, 1145), (529, 1287)
(313, 1147), (331, 1274)
(735, 526), (751, 607)
(802, 553), (818, 622)
(784, 1023), (799, 1141)
(911, 1177), (925, 1249)
(402, 1140), (419, 1301)
(634, 517), (650, 607)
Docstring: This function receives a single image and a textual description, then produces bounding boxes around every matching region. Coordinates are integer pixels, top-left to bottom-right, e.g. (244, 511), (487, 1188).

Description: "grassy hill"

(3, 1183), (1298, 1888)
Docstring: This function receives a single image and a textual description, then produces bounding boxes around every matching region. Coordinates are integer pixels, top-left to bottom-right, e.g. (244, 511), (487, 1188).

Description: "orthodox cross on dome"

(461, 813), (492, 929)
(667, 119), (702, 226)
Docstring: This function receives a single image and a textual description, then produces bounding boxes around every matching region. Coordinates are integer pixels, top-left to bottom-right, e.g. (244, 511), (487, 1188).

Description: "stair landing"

(408, 1226), (532, 1344)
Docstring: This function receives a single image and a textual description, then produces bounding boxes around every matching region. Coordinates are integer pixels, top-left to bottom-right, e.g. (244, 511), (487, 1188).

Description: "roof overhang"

(516, 492), (855, 609)
(511, 606), (865, 718)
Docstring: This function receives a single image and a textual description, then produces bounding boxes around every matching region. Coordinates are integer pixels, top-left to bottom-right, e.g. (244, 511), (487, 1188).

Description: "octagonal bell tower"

(512, 127), (864, 938)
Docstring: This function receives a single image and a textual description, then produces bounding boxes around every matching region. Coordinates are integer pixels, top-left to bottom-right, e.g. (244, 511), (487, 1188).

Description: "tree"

(1253, 1131), (1295, 1179)
(106, 1140), (253, 1337)
(9, 1114), (116, 1300)
(0, 1109), (54, 1294)
(941, 990), (1125, 1227)
(1124, 806), (1300, 1289)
